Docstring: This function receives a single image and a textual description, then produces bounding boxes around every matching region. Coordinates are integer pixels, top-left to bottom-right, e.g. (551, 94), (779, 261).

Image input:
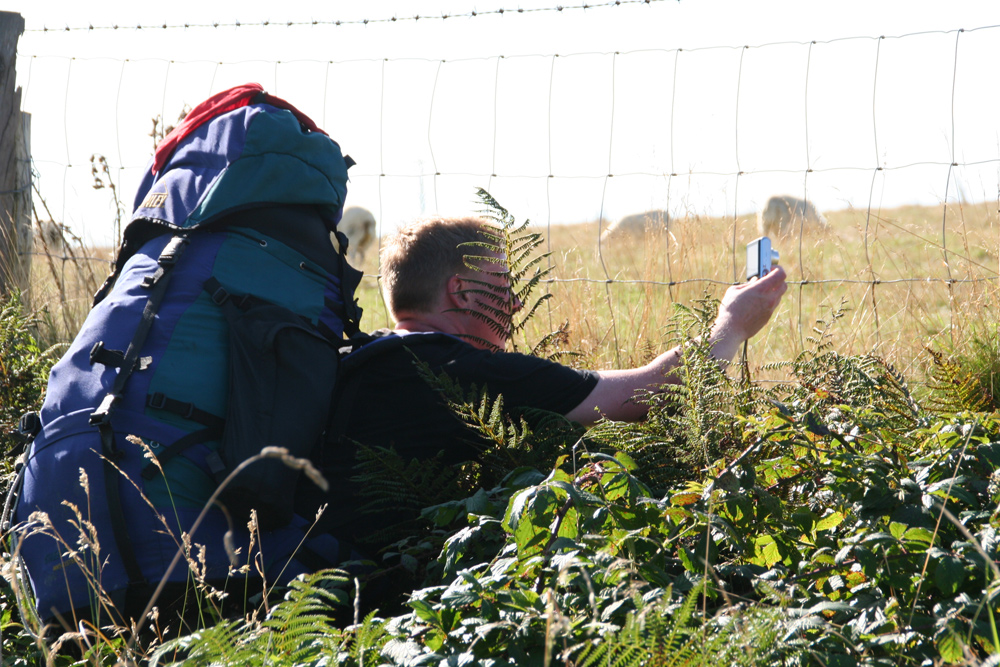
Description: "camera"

(746, 237), (779, 281)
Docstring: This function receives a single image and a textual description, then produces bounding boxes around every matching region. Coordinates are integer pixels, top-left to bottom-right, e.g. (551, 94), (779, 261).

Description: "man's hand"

(564, 265), (788, 426)
(712, 265), (788, 347)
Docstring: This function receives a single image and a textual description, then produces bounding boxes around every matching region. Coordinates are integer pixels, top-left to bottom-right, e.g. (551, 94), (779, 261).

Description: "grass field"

(22, 198), (999, 389)
(346, 199), (1000, 387)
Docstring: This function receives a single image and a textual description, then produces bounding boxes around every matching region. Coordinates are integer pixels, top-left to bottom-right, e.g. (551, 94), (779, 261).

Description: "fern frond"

(452, 187), (561, 355)
(352, 444), (462, 547)
(575, 587), (705, 667)
(149, 617), (247, 667)
(925, 346), (994, 413)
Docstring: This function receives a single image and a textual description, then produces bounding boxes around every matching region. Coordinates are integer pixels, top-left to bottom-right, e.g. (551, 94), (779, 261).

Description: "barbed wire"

(26, 154), (1000, 182)
(25, 0), (673, 33)
(21, 24), (1000, 62)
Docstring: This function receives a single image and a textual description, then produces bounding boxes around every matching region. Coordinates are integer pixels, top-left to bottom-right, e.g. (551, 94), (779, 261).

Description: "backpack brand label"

(141, 192), (168, 209)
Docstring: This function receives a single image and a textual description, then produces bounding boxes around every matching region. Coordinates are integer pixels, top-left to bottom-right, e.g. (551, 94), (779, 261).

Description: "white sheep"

(757, 195), (827, 237)
(600, 209), (670, 243)
(34, 220), (66, 254)
(337, 206), (377, 265)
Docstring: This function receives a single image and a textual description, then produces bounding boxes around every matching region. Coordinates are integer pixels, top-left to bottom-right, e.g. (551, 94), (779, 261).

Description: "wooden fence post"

(0, 11), (28, 302)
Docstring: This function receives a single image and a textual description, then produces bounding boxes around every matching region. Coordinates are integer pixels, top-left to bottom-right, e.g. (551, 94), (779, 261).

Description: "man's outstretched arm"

(565, 266), (788, 426)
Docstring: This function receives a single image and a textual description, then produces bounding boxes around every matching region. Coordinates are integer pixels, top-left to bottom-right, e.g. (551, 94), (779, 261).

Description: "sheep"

(34, 220), (66, 254)
(337, 206), (377, 265)
(757, 195), (827, 238)
(600, 209), (669, 243)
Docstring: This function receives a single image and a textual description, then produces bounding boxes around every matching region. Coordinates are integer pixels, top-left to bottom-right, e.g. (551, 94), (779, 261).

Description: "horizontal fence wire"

(15, 17), (1000, 372)
(25, 0), (679, 32)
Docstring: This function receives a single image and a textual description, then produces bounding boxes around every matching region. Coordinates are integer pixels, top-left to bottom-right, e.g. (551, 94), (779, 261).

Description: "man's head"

(381, 216), (520, 350)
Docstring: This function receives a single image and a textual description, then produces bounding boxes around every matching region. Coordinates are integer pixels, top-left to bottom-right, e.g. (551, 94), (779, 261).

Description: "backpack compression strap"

(88, 234), (190, 590)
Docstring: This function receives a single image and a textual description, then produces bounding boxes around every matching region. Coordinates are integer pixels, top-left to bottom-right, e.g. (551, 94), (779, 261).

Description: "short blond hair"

(380, 217), (495, 317)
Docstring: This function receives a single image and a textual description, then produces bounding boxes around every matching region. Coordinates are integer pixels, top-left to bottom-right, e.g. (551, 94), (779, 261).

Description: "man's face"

(454, 256), (523, 351)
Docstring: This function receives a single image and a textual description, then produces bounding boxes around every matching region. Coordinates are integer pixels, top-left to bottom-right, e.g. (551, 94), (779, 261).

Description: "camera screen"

(746, 239), (761, 281)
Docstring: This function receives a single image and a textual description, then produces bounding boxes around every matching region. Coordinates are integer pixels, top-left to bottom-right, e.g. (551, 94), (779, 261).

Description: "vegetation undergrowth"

(4, 194), (1000, 665)
(131, 296), (1000, 667)
(0, 292), (58, 664)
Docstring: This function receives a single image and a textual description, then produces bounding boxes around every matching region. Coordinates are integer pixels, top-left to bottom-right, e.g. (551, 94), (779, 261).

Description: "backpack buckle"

(89, 394), (117, 426)
(148, 392), (167, 410)
(18, 412), (41, 437)
(158, 236), (190, 268)
(210, 285), (230, 306)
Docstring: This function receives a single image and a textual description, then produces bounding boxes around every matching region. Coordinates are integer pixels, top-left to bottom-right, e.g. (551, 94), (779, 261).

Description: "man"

(298, 216), (787, 558)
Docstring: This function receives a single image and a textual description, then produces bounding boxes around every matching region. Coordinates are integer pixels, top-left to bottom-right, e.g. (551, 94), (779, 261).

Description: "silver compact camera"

(746, 237), (779, 281)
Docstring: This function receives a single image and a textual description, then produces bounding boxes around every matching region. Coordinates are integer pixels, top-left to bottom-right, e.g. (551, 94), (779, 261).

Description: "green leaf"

(441, 586), (480, 607)
(862, 532), (897, 545)
(465, 487), (490, 515)
(400, 553), (418, 574)
(937, 631), (965, 663)
(678, 546), (697, 572)
(904, 527), (935, 546)
(815, 511), (845, 532)
(502, 487), (536, 532)
(714, 471), (740, 492)
(934, 555), (966, 595)
(889, 521), (907, 539)
(409, 599), (442, 627)
(671, 492), (701, 506)
(753, 535), (782, 567)
(614, 451), (638, 471)
(514, 517), (549, 555)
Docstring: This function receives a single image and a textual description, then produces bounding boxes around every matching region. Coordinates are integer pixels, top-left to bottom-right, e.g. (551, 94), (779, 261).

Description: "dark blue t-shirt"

(298, 330), (599, 550)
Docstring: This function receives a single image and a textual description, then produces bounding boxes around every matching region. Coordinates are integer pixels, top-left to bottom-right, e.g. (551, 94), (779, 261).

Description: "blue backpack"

(9, 84), (364, 622)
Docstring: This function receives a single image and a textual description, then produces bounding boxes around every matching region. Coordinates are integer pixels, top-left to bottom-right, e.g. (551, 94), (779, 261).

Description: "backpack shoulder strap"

(327, 330), (460, 446)
(338, 330), (459, 373)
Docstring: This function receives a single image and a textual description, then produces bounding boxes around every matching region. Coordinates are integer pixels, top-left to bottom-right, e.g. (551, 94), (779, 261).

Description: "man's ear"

(445, 275), (469, 307)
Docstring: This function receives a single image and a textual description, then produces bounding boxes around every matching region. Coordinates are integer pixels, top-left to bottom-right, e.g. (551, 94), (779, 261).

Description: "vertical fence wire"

(544, 55), (556, 333)
(114, 59), (125, 170)
(597, 51), (621, 367)
(21, 55), (32, 112)
(60, 58), (73, 226)
(733, 45), (746, 284)
(322, 60), (330, 132)
(942, 29), (964, 344)
(863, 36), (884, 348)
(666, 48), (679, 304)
(160, 60), (172, 134)
(796, 41), (815, 350)
(487, 55), (501, 195)
(114, 58), (127, 249)
(377, 57), (387, 319)
(427, 58), (442, 215)
(208, 61), (218, 97)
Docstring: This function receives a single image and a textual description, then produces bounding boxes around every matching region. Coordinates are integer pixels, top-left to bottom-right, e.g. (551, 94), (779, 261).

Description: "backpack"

(8, 84), (364, 622)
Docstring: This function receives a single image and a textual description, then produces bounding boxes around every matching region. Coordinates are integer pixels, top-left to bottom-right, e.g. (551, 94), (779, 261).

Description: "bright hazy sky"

(10, 1), (1000, 244)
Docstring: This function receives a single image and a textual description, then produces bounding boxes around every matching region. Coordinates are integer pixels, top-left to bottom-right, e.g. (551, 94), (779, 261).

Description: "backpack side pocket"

(209, 279), (337, 530)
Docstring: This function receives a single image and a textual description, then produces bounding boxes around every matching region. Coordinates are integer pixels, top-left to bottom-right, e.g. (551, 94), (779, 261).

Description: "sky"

(9, 0), (1000, 246)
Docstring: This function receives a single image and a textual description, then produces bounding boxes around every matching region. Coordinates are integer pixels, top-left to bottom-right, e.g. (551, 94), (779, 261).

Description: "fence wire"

(13, 21), (1000, 371)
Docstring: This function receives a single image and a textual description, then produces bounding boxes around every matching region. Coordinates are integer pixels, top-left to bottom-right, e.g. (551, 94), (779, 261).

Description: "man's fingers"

(760, 265), (787, 284)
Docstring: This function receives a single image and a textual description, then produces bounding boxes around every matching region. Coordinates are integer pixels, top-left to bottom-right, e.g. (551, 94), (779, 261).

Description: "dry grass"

(24, 199), (999, 388)
(26, 240), (113, 349)
(352, 200), (1000, 386)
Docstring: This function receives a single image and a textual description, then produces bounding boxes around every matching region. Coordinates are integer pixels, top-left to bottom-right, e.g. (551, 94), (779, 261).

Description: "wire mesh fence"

(13, 9), (1000, 373)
